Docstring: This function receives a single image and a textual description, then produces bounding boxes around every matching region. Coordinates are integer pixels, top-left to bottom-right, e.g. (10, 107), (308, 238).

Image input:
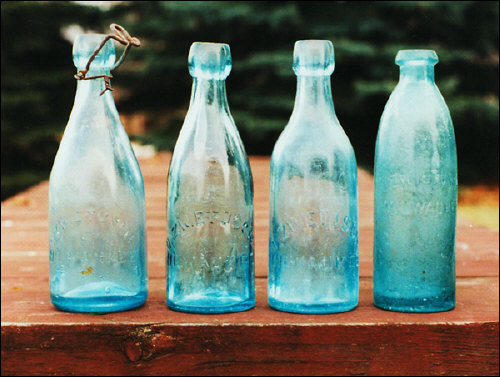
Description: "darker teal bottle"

(374, 50), (457, 312)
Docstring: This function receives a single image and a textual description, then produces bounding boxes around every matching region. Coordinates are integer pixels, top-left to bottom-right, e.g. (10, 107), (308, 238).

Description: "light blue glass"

(268, 40), (359, 314)
(49, 34), (148, 313)
(374, 50), (457, 312)
(166, 42), (255, 314)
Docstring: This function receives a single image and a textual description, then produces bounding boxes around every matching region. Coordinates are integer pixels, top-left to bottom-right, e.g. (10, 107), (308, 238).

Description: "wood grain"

(2, 322), (498, 376)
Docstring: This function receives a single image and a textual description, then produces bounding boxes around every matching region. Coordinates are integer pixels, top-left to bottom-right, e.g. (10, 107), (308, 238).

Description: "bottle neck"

(399, 64), (435, 83)
(74, 68), (113, 101)
(183, 77), (234, 159)
(290, 75), (336, 123)
(189, 78), (229, 112)
(70, 67), (119, 131)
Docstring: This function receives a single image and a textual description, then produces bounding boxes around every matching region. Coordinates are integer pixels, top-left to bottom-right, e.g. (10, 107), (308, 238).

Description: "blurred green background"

(2, 1), (499, 200)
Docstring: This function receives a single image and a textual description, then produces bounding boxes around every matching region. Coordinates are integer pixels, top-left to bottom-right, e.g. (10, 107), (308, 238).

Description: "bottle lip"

(188, 41), (232, 79)
(396, 50), (438, 66)
(73, 33), (115, 70)
(293, 40), (335, 76)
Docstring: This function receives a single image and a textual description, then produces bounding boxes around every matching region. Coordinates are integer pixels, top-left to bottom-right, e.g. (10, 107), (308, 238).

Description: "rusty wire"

(74, 24), (141, 96)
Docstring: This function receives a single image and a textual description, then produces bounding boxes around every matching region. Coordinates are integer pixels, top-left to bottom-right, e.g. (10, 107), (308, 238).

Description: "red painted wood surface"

(1, 152), (499, 376)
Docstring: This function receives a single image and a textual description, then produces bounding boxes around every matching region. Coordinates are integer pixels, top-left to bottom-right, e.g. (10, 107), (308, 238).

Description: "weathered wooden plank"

(2, 322), (498, 376)
(1, 152), (498, 376)
(1, 277), (498, 326)
(2, 276), (499, 375)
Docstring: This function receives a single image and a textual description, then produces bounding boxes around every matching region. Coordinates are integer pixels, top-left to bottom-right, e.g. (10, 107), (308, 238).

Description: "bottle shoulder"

(170, 111), (250, 168)
(168, 124), (252, 206)
(272, 119), (355, 165)
(375, 83), (457, 173)
(271, 125), (357, 193)
(378, 82), (454, 141)
(50, 113), (144, 196)
(382, 82), (451, 122)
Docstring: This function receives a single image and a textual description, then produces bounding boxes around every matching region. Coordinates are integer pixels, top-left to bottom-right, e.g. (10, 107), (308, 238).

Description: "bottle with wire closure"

(49, 29), (147, 313)
(166, 42), (255, 314)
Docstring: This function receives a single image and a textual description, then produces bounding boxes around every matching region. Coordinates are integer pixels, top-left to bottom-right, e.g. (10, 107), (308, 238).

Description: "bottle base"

(51, 282), (147, 313)
(268, 297), (358, 314)
(167, 294), (255, 314)
(374, 294), (455, 313)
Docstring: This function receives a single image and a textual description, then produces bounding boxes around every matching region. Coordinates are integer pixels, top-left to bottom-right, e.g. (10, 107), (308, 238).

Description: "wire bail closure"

(74, 24), (141, 96)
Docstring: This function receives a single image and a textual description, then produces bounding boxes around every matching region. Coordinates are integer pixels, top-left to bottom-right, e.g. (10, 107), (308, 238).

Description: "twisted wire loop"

(74, 24), (141, 96)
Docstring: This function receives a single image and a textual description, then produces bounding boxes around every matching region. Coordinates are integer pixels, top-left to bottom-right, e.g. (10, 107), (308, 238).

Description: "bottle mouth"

(188, 42), (232, 79)
(293, 40), (335, 76)
(396, 50), (438, 66)
(73, 34), (116, 70)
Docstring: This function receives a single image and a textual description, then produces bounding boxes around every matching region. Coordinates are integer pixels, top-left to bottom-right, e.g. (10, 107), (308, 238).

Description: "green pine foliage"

(108, 1), (499, 183)
(1, 1), (498, 199)
(1, 1), (103, 199)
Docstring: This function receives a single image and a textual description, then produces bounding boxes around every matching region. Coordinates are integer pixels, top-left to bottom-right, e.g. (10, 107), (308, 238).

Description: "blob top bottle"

(166, 42), (255, 314)
(268, 40), (359, 314)
(373, 50), (457, 312)
(49, 34), (148, 313)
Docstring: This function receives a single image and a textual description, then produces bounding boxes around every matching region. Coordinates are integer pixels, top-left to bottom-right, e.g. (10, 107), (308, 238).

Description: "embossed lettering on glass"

(374, 50), (457, 312)
(49, 34), (148, 313)
(268, 40), (359, 314)
(166, 42), (255, 313)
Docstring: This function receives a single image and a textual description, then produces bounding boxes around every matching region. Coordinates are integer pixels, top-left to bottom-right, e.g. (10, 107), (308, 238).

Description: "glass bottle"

(268, 40), (359, 314)
(49, 34), (148, 313)
(166, 42), (255, 313)
(373, 50), (457, 312)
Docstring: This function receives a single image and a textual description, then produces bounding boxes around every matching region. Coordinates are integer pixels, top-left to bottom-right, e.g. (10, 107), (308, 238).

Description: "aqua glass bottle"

(49, 34), (148, 313)
(268, 40), (359, 314)
(166, 42), (255, 314)
(374, 50), (457, 312)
